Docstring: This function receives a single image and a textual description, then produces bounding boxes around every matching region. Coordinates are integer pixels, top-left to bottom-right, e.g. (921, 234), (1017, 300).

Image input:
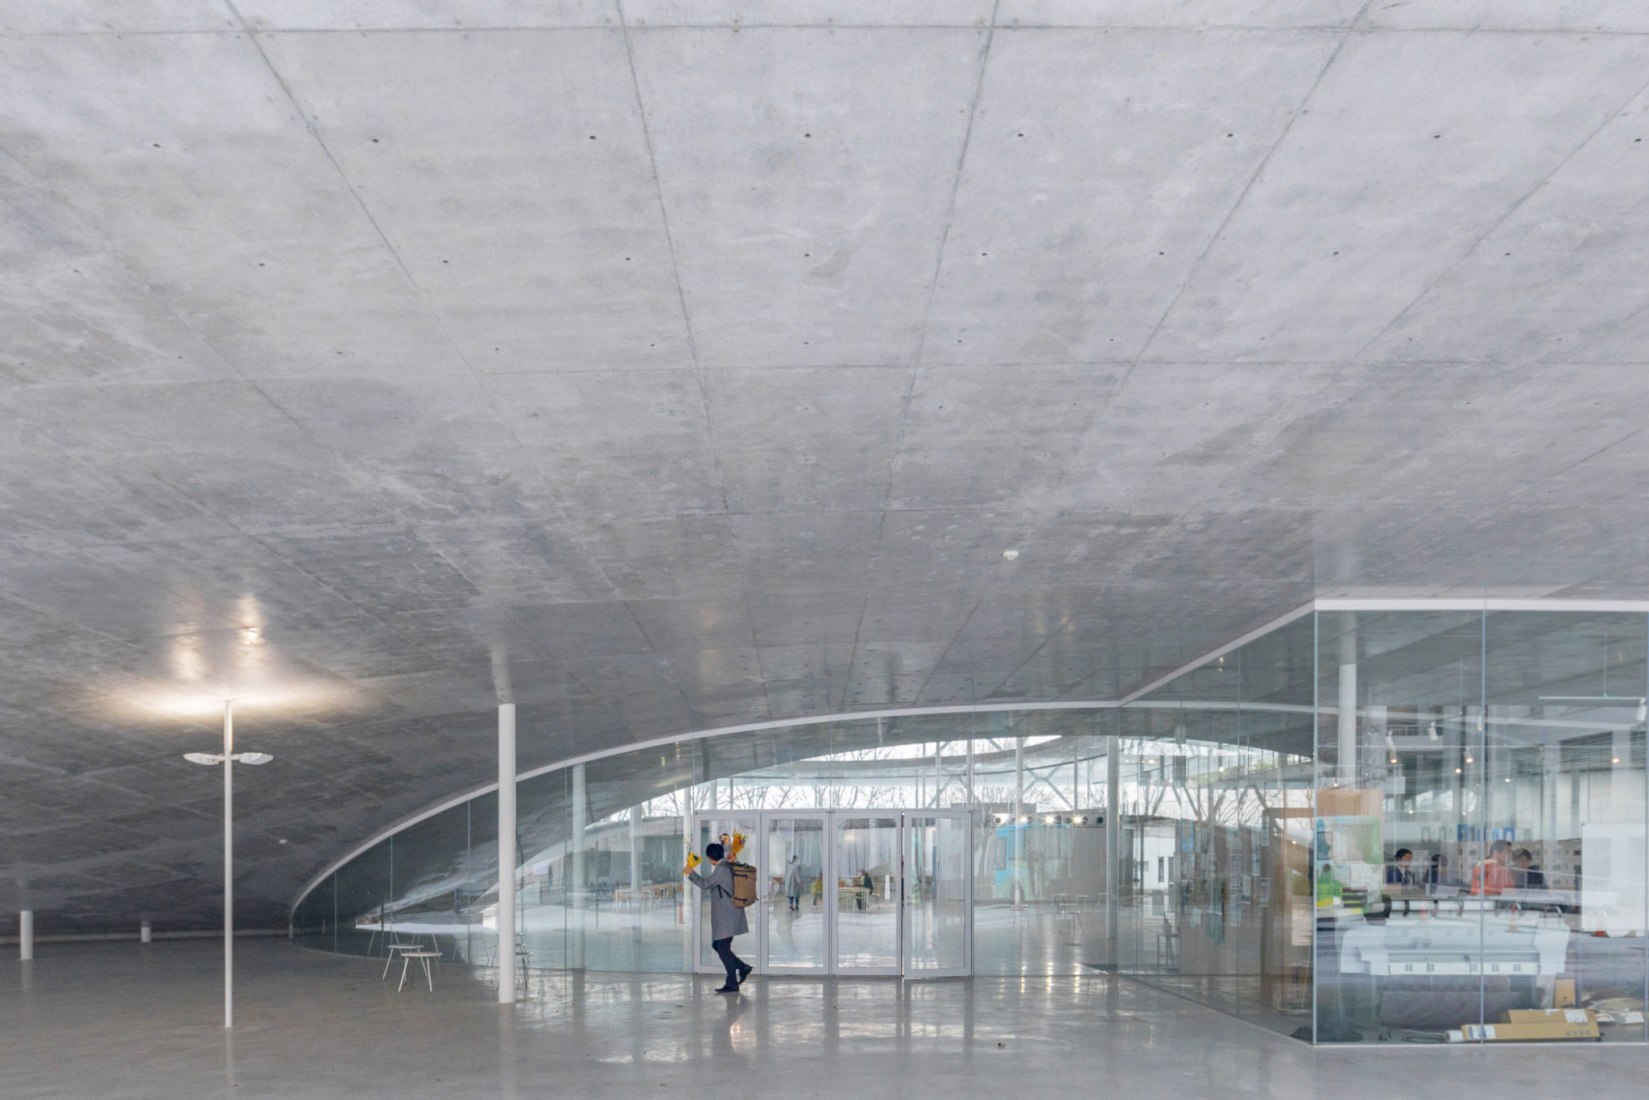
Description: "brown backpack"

(726, 860), (759, 908)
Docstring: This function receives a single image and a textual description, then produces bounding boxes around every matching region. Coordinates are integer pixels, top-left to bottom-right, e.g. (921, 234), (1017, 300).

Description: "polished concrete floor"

(3, 941), (1646, 1099)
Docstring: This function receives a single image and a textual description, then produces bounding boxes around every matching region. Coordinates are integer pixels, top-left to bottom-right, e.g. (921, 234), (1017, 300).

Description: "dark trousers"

(711, 936), (746, 986)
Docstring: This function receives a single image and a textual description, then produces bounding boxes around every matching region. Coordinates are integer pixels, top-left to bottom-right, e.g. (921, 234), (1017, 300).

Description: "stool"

(398, 950), (441, 992)
(381, 941), (425, 980)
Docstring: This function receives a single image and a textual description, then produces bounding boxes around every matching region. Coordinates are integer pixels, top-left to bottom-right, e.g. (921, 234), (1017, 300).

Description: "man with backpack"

(685, 842), (753, 993)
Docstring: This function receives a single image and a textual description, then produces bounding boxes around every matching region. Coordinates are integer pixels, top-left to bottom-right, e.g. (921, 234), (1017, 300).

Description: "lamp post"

(184, 700), (272, 1029)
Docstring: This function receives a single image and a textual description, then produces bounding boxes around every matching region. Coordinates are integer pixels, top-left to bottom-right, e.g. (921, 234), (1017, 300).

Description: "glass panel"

(332, 837), (391, 957)
(1485, 611), (1648, 1044)
(692, 814), (757, 971)
(765, 816), (827, 970)
(835, 815), (900, 971)
(1316, 609), (1484, 1044)
(1119, 612), (1316, 1039)
(905, 813), (969, 973)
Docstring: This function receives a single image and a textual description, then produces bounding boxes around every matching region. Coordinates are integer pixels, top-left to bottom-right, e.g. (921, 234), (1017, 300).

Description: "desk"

(838, 886), (870, 910)
(397, 950), (441, 992)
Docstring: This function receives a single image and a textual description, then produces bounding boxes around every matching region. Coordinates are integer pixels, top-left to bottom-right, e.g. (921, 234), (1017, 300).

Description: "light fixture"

(1455, 767), (1463, 774)
(183, 701), (273, 1030)
(1001, 548), (1019, 561)
(241, 627), (262, 645)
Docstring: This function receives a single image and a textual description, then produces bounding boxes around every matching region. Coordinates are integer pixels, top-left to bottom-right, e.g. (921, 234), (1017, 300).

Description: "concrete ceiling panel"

(999, 1), (1366, 27)
(237, 1), (619, 30)
(1144, 31), (1649, 361)
(258, 27), (693, 371)
(0, 33), (461, 379)
(1359, 86), (1649, 364)
(630, 26), (987, 366)
(924, 28), (1342, 363)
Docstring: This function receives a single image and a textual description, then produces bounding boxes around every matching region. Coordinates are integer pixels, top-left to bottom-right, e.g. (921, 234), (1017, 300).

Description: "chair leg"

(398, 955), (411, 992)
(382, 951), (394, 980)
(423, 956), (434, 992)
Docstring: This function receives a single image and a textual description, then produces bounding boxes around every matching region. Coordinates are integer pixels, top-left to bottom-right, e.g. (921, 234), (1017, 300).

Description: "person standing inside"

(783, 855), (806, 913)
(686, 842), (752, 993)
(1469, 840), (1516, 896)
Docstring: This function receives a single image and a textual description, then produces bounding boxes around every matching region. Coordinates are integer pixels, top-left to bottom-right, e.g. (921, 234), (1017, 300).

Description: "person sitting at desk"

(1385, 848), (1415, 888)
(1512, 848), (1546, 889)
(1469, 840), (1516, 896)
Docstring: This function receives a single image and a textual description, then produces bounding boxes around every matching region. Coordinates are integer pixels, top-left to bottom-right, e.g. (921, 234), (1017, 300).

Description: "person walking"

(686, 842), (752, 992)
(783, 855), (806, 912)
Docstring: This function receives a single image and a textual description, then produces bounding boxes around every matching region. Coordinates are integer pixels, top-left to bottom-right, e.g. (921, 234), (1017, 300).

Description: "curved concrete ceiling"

(4, 2), (1649, 931)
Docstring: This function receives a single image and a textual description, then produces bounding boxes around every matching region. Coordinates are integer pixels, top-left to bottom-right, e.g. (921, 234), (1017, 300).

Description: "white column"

(140, 918), (151, 944)
(1106, 739), (1121, 955)
(497, 703), (516, 1006)
(628, 810), (642, 905)
(1012, 738), (1025, 907)
(570, 762), (587, 969)
(223, 700), (234, 1029)
(1337, 617), (1358, 786)
(18, 910), (32, 961)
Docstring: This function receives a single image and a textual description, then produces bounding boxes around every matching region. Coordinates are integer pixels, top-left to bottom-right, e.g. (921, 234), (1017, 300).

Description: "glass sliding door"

(834, 815), (902, 974)
(904, 811), (972, 977)
(763, 814), (829, 972)
(691, 813), (758, 974)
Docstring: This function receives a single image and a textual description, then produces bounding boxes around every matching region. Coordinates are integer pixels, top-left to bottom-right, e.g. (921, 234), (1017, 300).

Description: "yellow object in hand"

(685, 851), (702, 872)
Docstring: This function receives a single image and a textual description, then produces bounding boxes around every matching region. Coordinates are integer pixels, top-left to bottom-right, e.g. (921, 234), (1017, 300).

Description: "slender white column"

(497, 703), (516, 1005)
(1012, 738), (1025, 907)
(18, 910), (32, 961)
(223, 700), (234, 1029)
(570, 762), (587, 969)
(1337, 617), (1358, 786)
(628, 810), (642, 906)
(1106, 739), (1121, 954)
(140, 918), (151, 944)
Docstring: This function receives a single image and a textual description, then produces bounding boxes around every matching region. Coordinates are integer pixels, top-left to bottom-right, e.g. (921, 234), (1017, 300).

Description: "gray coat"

(688, 859), (749, 940)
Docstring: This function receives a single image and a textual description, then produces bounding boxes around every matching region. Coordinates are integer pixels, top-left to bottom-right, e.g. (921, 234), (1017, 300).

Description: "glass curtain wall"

(1314, 609), (1648, 1044)
(1117, 613), (1318, 1037)
(290, 604), (1648, 1045)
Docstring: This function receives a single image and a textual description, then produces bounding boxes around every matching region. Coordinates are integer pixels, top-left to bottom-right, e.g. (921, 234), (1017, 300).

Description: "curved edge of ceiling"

(290, 595), (1649, 913)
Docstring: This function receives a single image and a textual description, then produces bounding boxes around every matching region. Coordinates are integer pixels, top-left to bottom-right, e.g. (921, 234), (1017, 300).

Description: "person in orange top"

(1469, 839), (1516, 895)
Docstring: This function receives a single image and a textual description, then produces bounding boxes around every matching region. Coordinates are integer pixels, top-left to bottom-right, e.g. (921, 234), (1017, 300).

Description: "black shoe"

(737, 963), (753, 982)
(715, 984), (740, 993)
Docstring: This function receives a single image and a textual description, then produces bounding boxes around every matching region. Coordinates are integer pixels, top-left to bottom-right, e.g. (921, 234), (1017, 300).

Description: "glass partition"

(291, 603), (1648, 1045)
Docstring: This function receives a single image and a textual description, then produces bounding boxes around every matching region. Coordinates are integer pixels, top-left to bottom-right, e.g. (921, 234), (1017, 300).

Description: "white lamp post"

(184, 699), (272, 1029)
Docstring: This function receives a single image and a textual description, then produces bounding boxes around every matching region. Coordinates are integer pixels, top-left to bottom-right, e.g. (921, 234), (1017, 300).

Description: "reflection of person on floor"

(686, 842), (751, 993)
(1469, 840), (1515, 896)
(783, 856), (806, 912)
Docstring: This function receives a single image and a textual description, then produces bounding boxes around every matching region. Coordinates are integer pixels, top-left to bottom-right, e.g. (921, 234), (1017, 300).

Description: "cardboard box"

(1505, 1008), (1594, 1025)
(1554, 978), (1577, 1007)
(1448, 1019), (1600, 1042)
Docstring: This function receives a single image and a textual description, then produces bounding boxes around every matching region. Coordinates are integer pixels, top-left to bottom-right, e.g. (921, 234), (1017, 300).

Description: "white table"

(398, 950), (442, 992)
